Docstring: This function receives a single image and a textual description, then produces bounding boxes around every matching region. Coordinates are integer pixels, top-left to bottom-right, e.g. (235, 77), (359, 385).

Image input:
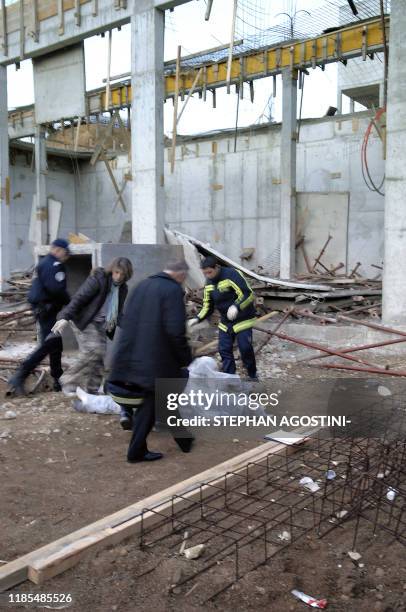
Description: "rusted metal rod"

(296, 336), (406, 364)
(311, 234), (332, 273)
(336, 314), (406, 337)
(314, 362), (406, 378)
(292, 308), (336, 325)
(253, 326), (380, 368)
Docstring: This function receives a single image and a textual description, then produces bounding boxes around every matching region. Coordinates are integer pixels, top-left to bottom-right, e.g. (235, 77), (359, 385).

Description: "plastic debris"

(3, 410), (17, 420)
(278, 531), (291, 542)
(336, 510), (348, 519)
(299, 477), (320, 493)
(183, 544), (205, 560)
(378, 385), (392, 397)
(386, 487), (397, 502)
(291, 589), (328, 608)
(348, 551), (362, 561)
(325, 470), (336, 480)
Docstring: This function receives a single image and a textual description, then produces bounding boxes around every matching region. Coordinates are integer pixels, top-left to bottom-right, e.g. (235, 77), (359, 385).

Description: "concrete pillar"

(0, 65), (10, 287)
(131, 3), (165, 244)
(280, 69), (297, 279)
(382, 0), (406, 323)
(34, 125), (48, 245)
(336, 89), (343, 115)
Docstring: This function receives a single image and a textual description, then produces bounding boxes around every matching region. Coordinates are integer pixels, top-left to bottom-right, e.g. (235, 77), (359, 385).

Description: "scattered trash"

(179, 531), (189, 555)
(336, 510), (348, 519)
(278, 531), (291, 542)
(386, 487), (397, 502)
(377, 385), (392, 397)
(74, 387), (121, 415)
(0, 430), (10, 439)
(325, 470), (336, 480)
(183, 544), (205, 560)
(377, 469), (391, 479)
(348, 551), (362, 562)
(291, 589), (328, 608)
(299, 477), (320, 493)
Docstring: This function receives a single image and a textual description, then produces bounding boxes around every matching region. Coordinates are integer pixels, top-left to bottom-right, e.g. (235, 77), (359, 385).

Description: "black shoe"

(6, 372), (27, 397)
(174, 437), (195, 453)
(52, 379), (62, 392)
(120, 415), (133, 431)
(127, 451), (163, 463)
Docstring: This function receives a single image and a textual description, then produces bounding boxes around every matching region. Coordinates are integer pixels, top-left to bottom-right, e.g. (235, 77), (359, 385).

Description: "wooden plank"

(31, 0), (39, 42)
(29, 441), (302, 584)
(176, 67), (203, 126)
(57, 0), (64, 35)
(19, 0), (24, 60)
(226, 0), (237, 93)
(170, 45), (181, 174)
(74, 0), (81, 26)
(0, 0), (7, 56)
(101, 152), (127, 212)
(0, 439), (305, 590)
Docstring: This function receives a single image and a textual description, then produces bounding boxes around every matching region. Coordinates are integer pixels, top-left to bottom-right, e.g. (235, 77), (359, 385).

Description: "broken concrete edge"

(0, 438), (307, 591)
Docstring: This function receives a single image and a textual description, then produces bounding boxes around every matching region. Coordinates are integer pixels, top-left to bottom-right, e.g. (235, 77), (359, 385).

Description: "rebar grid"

(134, 434), (405, 602)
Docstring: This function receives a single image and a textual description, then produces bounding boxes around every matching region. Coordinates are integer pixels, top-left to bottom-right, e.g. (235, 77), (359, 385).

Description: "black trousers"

(21, 313), (63, 380)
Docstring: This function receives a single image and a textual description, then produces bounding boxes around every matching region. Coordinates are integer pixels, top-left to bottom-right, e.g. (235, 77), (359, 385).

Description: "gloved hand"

(186, 317), (200, 332)
(51, 319), (69, 335)
(227, 305), (239, 321)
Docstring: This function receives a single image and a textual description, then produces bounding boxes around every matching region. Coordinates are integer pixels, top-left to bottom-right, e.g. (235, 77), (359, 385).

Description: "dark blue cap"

(51, 238), (70, 251)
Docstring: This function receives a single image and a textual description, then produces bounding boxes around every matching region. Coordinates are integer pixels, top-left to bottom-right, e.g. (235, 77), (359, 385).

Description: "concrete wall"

(9, 112), (385, 279)
(9, 147), (76, 272)
(75, 153), (131, 243)
(164, 113), (385, 277)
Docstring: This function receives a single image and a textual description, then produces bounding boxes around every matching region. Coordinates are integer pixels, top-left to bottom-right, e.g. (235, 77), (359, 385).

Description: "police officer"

(7, 239), (70, 395)
(189, 256), (258, 379)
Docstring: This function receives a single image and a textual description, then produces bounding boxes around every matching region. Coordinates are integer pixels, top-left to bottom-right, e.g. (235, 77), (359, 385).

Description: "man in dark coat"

(7, 238), (70, 395)
(107, 259), (193, 463)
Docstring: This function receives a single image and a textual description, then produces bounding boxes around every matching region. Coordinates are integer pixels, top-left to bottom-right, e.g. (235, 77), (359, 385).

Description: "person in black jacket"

(106, 259), (193, 463)
(188, 256), (258, 379)
(52, 257), (133, 395)
(7, 238), (70, 396)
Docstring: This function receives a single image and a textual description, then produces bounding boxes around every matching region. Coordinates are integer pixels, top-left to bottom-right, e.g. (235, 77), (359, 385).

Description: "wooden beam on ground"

(0, 438), (306, 591)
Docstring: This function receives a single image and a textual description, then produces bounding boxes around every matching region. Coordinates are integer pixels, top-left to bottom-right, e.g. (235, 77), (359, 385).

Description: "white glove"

(227, 305), (239, 321)
(186, 317), (200, 332)
(51, 319), (69, 335)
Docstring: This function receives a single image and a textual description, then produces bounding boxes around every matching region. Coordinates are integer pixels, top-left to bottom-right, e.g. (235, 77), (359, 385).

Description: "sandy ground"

(1, 331), (405, 611)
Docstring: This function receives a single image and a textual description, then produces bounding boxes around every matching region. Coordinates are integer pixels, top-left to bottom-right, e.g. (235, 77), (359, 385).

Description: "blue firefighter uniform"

(197, 266), (257, 378)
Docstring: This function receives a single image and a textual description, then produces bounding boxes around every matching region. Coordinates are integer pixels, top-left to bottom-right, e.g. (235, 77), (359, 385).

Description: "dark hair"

(201, 255), (219, 269)
(105, 257), (133, 281)
(165, 259), (189, 272)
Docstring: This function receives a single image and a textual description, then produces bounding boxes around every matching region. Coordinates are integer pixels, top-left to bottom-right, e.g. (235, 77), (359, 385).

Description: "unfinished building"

(0, 0), (405, 610)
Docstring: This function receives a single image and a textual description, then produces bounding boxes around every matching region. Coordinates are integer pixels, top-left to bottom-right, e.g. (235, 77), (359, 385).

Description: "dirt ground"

(1, 332), (406, 611)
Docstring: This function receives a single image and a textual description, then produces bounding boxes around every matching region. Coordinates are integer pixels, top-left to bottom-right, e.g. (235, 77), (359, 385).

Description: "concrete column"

(280, 69), (298, 279)
(0, 65), (10, 287)
(131, 3), (165, 244)
(34, 125), (48, 245)
(382, 0), (406, 323)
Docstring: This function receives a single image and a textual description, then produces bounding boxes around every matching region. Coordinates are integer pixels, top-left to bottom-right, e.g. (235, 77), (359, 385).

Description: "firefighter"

(188, 256), (257, 379)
